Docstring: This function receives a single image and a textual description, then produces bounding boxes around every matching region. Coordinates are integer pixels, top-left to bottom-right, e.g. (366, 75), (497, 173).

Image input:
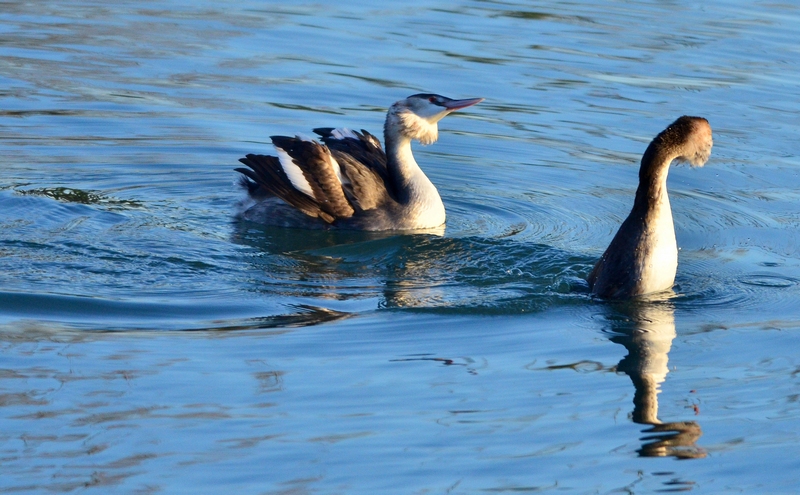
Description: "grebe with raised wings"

(236, 94), (483, 231)
(588, 116), (713, 299)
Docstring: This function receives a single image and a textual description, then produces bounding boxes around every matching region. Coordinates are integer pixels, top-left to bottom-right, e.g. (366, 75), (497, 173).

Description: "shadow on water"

(0, 295), (350, 337)
(230, 220), (596, 316)
(16, 186), (145, 210)
(600, 295), (706, 460)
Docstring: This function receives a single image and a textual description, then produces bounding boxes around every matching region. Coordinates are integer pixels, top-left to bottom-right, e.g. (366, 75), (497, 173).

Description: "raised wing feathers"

(237, 129), (393, 224)
(236, 154), (325, 220)
(313, 128), (388, 183)
(270, 136), (354, 220)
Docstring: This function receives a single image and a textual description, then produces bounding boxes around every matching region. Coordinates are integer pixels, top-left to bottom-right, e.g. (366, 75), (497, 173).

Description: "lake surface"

(2, 0), (800, 492)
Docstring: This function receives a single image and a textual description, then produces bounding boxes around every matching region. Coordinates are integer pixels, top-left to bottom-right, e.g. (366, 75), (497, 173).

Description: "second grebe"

(588, 116), (713, 299)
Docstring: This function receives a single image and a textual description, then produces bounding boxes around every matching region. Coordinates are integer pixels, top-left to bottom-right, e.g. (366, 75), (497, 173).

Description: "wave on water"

(232, 221), (596, 316)
(671, 253), (800, 322)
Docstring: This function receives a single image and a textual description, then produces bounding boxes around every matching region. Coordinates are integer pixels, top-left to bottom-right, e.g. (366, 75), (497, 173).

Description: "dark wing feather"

(234, 167), (264, 196)
(330, 151), (388, 211)
(270, 136), (355, 220)
(313, 128), (389, 184)
(312, 128), (395, 207)
(236, 154), (326, 220)
(237, 128), (394, 224)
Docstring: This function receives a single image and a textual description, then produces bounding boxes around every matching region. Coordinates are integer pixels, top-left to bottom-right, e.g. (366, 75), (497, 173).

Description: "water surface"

(2, 0), (800, 493)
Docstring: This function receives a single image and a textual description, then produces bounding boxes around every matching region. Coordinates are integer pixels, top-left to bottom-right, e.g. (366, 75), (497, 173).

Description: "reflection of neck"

(610, 302), (706, 459)
(630, 374), (661, 424)
(613, 304), (676, 425)
(638, 421), (705, 459)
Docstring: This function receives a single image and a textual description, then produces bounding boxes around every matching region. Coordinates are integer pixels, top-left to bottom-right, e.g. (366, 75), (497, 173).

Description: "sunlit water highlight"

(2, 0), (800, 493)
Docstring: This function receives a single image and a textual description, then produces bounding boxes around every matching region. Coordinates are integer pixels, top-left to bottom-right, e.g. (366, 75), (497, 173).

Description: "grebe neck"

(384, 132), (439, 205)
(633, 144), (675, 216)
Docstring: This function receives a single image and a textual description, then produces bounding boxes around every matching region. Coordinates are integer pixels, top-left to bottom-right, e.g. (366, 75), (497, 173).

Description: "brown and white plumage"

(588, 116), (713, 299)
(236, 94), (483, 230)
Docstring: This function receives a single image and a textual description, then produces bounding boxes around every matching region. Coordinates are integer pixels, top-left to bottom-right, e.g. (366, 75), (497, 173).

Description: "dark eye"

(428, 96), (437, 103)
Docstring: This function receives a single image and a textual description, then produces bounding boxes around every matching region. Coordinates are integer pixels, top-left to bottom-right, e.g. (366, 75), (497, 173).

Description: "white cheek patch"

(274, 146), (315, 199)
(417, 124), (438, 145)
(420, 106), (444, 120)
(400, 111), (438, 145)
(331, 128), (359, 140)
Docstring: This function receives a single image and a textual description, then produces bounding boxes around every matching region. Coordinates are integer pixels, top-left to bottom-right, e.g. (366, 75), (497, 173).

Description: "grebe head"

(386, 94), (483, 145)
(664, 116), (713, 167)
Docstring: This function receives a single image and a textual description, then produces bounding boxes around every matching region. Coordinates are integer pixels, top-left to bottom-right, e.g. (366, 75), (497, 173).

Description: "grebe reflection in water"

(608, 299), (706, 459)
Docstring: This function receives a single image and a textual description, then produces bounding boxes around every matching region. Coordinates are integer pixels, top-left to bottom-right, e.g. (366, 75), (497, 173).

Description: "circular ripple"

(444, 191), (602, 250)
(740, 274), (797, 288)
(675, 258), (800, 317)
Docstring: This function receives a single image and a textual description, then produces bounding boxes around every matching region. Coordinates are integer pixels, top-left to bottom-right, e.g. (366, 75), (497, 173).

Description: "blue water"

(2, 0), (800, 492)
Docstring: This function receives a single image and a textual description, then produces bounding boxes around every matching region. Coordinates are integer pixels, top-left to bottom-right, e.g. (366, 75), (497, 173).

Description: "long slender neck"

(384, 129), (438, 205)
(632, 141), (676, 219)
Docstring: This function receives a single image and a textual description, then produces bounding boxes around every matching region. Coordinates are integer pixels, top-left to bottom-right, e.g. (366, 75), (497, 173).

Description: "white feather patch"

(274, 146), (315, 199)
(331, 128), (359, 140)
(298, 133), (347, 186)
(329, 155), (348, 186)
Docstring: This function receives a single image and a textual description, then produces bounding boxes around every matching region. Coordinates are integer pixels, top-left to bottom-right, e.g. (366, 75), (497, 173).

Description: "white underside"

(390, 140), (445, 229)
(638, 197), (678, 295)
(405, 186), (446, 228)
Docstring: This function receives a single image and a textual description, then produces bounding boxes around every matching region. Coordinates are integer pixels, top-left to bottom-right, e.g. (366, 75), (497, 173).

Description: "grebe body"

(236, 94), (483, 231)
(588, 116), (713, 299)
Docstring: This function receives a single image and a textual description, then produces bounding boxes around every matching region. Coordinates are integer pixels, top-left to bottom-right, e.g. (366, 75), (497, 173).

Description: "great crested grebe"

(588, 116), (713, 299)
(236, 94), (483, 231)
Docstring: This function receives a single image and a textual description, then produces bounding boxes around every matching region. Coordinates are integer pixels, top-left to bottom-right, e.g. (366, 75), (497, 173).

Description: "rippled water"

(2, 0), (800, 493)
